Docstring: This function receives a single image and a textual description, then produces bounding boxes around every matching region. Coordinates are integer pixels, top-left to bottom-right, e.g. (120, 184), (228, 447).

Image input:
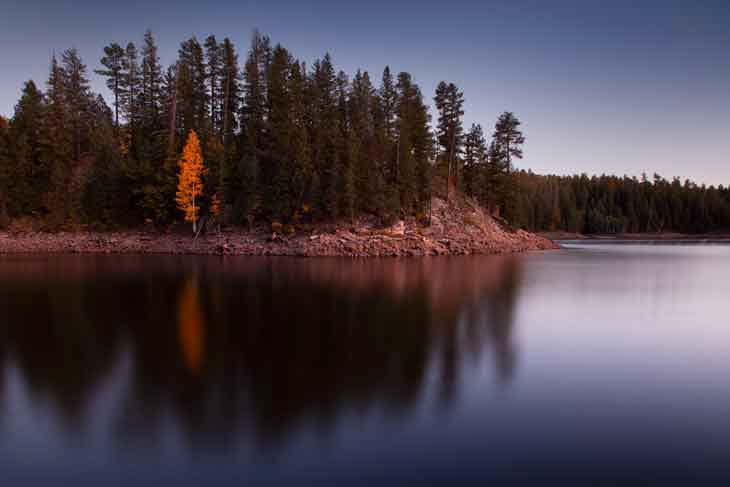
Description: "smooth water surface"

(1, 244), (729, 484)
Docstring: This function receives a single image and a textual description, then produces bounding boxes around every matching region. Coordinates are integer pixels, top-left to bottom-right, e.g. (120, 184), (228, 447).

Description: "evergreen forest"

(0, 30), (727, 235)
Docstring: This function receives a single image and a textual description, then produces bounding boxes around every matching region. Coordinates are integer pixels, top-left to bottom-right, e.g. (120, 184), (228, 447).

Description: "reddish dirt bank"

(0, 198), (558, 257)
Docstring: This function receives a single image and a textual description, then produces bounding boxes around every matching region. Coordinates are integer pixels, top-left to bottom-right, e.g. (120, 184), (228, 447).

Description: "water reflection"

(0, 255), (521, 452)
(177, 278), (205, 376)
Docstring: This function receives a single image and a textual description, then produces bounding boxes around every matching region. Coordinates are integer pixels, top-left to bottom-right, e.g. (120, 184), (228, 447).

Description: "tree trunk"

(192, 193), (196, 234)
(222, 68), (230, 147)
(447, 128), (456, 201)
(114, 76), (119, 128)
(168, 65), (178, 156)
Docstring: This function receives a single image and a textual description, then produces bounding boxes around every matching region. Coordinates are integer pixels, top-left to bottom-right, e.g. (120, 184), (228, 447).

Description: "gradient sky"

(1, 0), (729, 185)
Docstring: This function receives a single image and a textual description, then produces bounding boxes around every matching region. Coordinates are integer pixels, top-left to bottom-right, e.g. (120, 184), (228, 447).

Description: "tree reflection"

(0, 254), (522, 451)
(178, 278), (205, 377)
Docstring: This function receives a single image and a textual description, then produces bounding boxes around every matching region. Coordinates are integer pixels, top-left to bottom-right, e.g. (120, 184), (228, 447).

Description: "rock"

(388, 220), (405, 236)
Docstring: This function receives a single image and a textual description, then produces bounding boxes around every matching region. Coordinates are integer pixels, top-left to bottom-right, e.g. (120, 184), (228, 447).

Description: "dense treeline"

(1, 30), (726, 235)
(0, 30), (520, 230)
(510, 172), (730, 234)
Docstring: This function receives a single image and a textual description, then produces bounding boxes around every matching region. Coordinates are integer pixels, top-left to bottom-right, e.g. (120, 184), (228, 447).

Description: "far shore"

(540, 231), (730, 242)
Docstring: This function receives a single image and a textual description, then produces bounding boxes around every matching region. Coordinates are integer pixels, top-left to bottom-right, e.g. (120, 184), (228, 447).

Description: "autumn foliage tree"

(176, 130), (207, 233)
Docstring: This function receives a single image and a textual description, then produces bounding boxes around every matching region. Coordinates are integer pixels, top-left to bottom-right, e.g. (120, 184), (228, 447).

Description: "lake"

(1, 244), (729, 484)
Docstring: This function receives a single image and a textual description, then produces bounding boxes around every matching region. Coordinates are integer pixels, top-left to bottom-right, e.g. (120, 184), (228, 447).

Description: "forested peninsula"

(0, 30), (726, 255)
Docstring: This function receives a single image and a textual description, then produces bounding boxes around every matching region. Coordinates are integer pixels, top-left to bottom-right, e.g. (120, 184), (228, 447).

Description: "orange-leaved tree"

(176, 130), (207, 234)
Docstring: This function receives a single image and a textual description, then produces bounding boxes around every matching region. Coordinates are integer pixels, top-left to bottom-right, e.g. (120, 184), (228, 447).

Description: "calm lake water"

(1, 244), (729, 484)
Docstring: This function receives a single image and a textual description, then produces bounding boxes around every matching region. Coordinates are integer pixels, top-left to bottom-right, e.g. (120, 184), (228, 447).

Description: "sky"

(1, 0), (729, 185)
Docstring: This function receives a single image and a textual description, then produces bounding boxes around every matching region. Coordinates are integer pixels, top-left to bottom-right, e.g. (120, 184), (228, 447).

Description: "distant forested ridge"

(0, 30), (727, 235)
(510, 172), (730, 234)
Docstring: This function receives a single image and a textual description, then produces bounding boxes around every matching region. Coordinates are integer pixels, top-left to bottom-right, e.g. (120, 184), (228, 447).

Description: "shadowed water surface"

(0, 245), (729, 484)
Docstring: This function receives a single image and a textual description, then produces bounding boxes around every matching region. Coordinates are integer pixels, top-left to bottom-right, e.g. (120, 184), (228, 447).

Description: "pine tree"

(493, 111), (525, 170)
(162, 64), (180, 155)
(491, 112), (524, 218)
(117, 58), (178, 227)
(60, 48), (93, 160)
(309, 54), (339, 217)
(95, 43), (125, 127)
(122, 42), (141, 127)
(236, 30), (271, 221)
(178, 37), (209, 135)
(217, 39), (242, 216)
(335, 70), (355, 220)
(487, 140), (512, 216)
(287, 60), (312, 217)
(378, 66), (398, 213)
(176, 130), (207, 233)
(216, 39), (242, 221)
(38, 55), (74, 224)
(371, 71), (395, 218)
(395, 72), (432, 214)
(141, 30), (163, 127)
(350, 69), (377, 213)
(235, 144), (258, 226)
(205, 35), (223, 133)
(262, 44), (292, 220)
(241, 30), (270, 152)
(0, 117), (11, 226)
(379, 67), (397, 145)
(11, 81), (45, 213)
(82, 94), (125, 226)
(409, 82), (433, 214)
(395, 72), (416, 213)
(203, 134), (224, 218)
(136, 30), (170, 224)
(463, 123), (488, 203)
(220, 38), (240, 149)
(434, 81), (464, 197)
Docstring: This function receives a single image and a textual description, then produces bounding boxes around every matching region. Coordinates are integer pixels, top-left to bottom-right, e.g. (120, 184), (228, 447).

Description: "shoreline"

(0, 227), (557, 257)
(0, 198), (558, 257)
(540, 231), (730, 242)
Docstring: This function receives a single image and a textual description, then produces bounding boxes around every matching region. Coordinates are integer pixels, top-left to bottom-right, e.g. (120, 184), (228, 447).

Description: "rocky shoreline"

(0, 199), (558, 257)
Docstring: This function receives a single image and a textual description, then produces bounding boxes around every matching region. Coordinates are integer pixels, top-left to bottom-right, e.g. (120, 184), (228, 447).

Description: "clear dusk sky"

(1, 0), (728, 185)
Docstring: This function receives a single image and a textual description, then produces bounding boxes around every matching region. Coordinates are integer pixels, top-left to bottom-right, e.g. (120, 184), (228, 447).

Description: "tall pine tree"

(434, 81), (464, 197)
(95, 43), (125, 127)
